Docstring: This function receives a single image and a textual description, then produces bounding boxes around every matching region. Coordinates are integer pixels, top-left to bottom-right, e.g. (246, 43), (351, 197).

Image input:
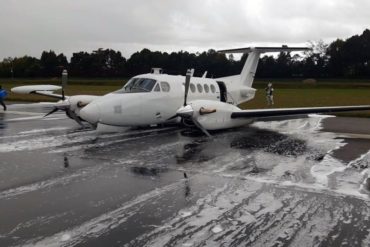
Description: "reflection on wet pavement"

(0, 104), (370, 246)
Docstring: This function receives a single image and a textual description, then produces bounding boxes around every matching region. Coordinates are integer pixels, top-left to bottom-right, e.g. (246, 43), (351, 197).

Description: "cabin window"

(160, 81), (170, 92)
(190, 83), (196, 93)
(154, 83), (161, 92)
(197, 83), (203, 93)
(210, 84), (216, 93)
(204, 84), (209, 93)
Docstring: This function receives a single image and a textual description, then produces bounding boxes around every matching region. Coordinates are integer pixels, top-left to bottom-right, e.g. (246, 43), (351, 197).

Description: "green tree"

(40, 50), (67, 76)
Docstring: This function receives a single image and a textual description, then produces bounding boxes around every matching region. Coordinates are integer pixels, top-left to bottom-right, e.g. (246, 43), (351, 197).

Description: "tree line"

(1, 29), (370, 79)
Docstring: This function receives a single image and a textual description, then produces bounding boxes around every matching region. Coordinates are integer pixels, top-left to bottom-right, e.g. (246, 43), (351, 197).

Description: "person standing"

(265, 83), (274, 106)
(0, 85), (7, 111)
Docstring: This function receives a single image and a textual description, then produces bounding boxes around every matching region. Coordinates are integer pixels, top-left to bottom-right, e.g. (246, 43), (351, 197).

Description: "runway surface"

(1, 103), (370, 247)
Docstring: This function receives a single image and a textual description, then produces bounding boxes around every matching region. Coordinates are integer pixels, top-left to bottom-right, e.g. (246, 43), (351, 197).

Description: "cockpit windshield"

(114, 78), (156, 94)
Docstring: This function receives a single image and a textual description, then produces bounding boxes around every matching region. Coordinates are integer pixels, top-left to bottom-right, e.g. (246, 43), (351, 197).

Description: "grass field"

(2, 77), (370, 117)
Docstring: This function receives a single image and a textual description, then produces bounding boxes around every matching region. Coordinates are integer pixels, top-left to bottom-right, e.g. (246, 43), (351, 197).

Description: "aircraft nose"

(80, 103), (100, 124)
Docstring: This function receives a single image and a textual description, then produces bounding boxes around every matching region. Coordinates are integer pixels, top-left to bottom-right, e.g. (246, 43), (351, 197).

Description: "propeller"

(183, 69), (191, 106)
(44, 100), (84, 126)
(176, 104), (212, 137)
(61, 69), (67, 101)
(43, 69), (84, 127)
(167, 69), (192, 120)
(65, 108), (83, 126)
(168, 69), (212, 137)
(44, 107), (59, 117)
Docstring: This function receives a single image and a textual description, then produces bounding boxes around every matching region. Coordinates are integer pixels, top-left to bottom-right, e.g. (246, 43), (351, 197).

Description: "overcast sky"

(0, 0), (369, 60)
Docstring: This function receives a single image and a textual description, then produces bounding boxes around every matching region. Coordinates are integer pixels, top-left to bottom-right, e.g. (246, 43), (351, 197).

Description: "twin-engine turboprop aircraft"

(12, 46), (370, 135)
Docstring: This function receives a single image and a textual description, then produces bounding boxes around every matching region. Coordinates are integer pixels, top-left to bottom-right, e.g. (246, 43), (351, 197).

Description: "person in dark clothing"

(0, 85), (7, 111)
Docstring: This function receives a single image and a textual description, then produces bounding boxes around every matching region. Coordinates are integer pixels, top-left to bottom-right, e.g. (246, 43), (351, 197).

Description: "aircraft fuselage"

(80, 73), (254, 127)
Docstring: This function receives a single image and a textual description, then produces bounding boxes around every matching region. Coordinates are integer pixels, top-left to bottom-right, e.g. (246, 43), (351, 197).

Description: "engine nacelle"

(66, 95), (100, 116)
(188, 100), (254, 130)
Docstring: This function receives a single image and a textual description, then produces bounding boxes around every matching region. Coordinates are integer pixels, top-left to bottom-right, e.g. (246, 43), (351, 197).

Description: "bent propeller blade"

(66, 109), (84, 126)
(183, 69), (192, 107)
(44, 107), (59, 117)
(192, 118), (212, 137)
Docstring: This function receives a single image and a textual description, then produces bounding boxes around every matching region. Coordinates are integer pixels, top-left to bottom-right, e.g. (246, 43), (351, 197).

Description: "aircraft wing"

(11, 85), (65, 100)
(231, 105), (370, 119)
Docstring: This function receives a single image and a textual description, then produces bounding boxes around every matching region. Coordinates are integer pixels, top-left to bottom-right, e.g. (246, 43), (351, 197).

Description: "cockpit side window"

(113, 78), (156, 93)
(153, 83), (161, 92)
(132, 78), (156, 92)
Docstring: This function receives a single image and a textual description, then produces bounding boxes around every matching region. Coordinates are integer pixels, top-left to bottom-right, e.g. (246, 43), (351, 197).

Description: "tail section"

(240, 50), (260, 87)
(218, 46), (310, 87)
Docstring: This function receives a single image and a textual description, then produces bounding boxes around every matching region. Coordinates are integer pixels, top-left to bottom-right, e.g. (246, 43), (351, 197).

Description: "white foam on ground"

(252, 115), (366, 195)
(310, 155), (346, 186)
(134, 171), (370, 246)
(3, 111), (44, 116)
(4, 115), (66, 122)
(22, 180), (185, 247)
(211, 224), (223, 233)
(96, 124), (131, 133)
(179, 210), (193, 218)
(4, 114), (370, 246)
(0, 126), (176, 153)
(18, 127), (69, 135)
(252, 115), (325, 132)
(49, 127), (178, 154)
(5, 115), (44, 121)
(133, 181), (291, 246)
(0, 166), (105, 200)
(184, 115), (368, 199)
(348, 150), (370, 169)
(0, 132), (95, 152)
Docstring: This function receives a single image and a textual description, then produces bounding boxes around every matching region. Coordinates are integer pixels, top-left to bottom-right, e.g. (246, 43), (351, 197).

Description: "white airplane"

(12, 46), (370, 136)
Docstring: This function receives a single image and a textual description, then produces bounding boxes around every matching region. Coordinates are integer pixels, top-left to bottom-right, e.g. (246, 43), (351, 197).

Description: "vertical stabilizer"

(218, 46), (310, 87)
(240, 50), (261, 87)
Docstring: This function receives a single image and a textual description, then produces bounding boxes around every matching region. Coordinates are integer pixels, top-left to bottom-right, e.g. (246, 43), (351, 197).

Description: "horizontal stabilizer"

(218, 46), (310, 54)
(231, 105), (370, 119)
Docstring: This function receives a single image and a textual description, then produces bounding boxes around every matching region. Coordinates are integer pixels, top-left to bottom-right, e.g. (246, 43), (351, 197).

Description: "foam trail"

(18, 127), (70, 135)
(22, 180), (186, 247)
(50, 128), (178, 153)
(0, 126), (177, 153)
(0, 166), (104, 200)
(252, 114), (329, 133)
(310, 155), (346, 186)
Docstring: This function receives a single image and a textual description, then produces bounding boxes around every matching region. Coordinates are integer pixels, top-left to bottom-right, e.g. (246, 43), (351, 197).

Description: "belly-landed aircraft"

(12, 46), (370, 136)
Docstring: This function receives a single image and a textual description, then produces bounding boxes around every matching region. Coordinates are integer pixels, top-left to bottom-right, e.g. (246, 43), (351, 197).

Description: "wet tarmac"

(1, 103), (370, 247)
